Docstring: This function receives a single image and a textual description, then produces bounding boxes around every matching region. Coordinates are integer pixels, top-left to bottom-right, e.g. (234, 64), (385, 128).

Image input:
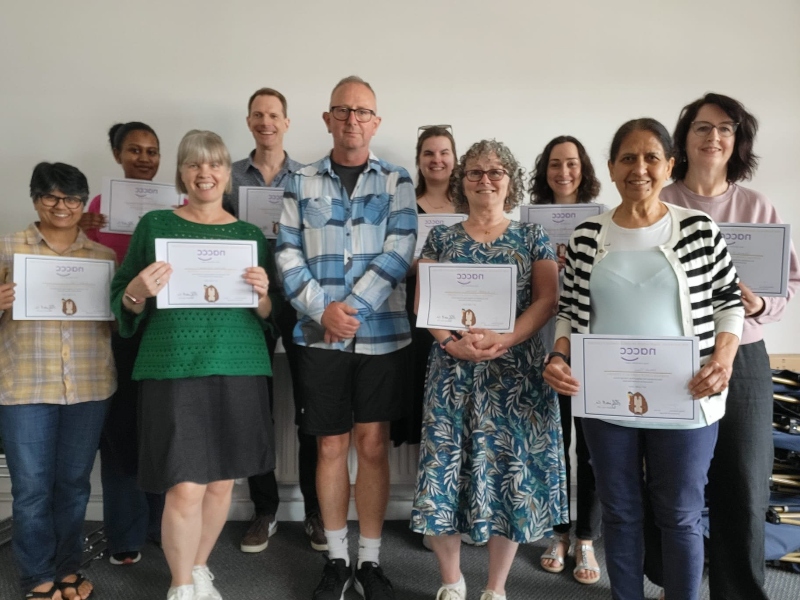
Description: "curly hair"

(450, 140), (525, 214)
(415, 126), (457, 198)
(671, 93), (759, 182)
(528, 135), (601, 204)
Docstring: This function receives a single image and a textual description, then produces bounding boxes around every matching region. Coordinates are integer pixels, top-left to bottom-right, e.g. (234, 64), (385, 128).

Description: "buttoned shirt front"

(0, 224), (117, 405)
(223, 150), (303, 217)
(276, 152), (417, 355)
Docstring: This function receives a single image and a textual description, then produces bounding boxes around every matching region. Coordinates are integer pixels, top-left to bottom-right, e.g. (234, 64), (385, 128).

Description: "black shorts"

(296, 345), (411, 436)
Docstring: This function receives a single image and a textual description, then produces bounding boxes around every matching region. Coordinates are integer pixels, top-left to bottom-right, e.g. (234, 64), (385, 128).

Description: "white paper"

(719, 223), (791, 297)
(571, 334), (701, 425)
(154, 239), (259, 309)
(239, 186), (285, 239)
(100, 178), (184, 234)
(12, 254), (115, 321)
(416, 263), (517, 332)
(415, 213), (467, 257)
(519, 204), (604, 249)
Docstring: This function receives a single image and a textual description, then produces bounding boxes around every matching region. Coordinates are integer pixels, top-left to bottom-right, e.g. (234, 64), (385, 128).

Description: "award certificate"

(571, 334), (701, 425)
(12, 254), (115, 321)
(417, 263), (517, 332)
(154, 239), (259, 309)
(100, 178), (184, 234)
(239, 187), (285, 239)
(415, 214), (467, 257)
(520, 204), (604, 246)
(719, 223), (791, 297)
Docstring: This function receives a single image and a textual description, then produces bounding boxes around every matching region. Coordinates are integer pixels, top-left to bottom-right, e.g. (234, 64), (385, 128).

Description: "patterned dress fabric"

(410, 221), (568, 543)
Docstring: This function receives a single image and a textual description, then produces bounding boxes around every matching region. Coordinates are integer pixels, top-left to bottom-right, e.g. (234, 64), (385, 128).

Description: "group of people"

(0, 76), (797, 600)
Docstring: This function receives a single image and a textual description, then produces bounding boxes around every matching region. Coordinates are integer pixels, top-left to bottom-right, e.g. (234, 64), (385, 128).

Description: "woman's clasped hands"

(442, 327), (508, 362)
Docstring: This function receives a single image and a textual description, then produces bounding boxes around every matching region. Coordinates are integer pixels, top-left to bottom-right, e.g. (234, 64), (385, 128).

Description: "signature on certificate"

(596, 399), (621, 409)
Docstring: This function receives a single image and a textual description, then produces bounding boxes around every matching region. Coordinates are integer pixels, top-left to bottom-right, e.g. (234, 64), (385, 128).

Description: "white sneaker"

(192, 565), (223, 600)
(435, 575), (466, 600)
(167, 584), (195, 600)
(479, 590), (506, 600)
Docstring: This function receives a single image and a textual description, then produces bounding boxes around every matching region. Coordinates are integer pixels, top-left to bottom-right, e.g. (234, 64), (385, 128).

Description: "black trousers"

(248, 309), (320, 517)
(553, 394), (602, 540)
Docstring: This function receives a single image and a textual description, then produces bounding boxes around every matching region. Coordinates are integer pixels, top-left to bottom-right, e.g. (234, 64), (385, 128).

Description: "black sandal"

(58, 574), (94, 600)
(25, 584), (59, 599)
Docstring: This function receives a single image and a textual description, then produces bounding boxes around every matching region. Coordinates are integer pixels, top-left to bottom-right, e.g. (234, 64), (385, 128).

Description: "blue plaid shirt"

(276, 152), (417, 355)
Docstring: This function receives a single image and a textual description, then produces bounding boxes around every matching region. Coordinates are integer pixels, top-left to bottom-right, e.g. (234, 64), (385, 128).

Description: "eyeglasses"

(329, 106), (377, 122)
(464, 169), (508, 182)
(38, 193), (84, 209)
(417, 124), (453, 137)
(690, 121), (739, 138)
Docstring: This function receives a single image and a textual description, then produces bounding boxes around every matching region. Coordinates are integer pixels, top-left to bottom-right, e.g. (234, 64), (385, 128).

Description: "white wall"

(1, 0), (798, 350)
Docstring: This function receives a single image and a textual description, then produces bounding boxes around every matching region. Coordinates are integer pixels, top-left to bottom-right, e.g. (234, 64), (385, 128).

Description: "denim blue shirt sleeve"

(276, 152), (418, 355)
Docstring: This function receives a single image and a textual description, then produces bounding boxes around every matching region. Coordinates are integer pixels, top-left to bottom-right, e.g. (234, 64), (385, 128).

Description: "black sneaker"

(312, 557), (352, 600)
(354, 562), (394, 600)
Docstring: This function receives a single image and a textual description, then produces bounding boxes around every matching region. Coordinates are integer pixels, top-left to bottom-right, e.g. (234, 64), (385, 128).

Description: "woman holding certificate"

(411, 140), (567, 600)
(529, 136), (603, 584)
(543, 118), (745, 600)
(111, 130), (278, 600)
(661, 93), (800, 600)
(0, 162), (115, 600)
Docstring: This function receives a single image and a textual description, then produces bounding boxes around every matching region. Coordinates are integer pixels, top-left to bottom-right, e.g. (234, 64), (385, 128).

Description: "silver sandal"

(573, 543), (601, 584)
(540, 535), (569, 573)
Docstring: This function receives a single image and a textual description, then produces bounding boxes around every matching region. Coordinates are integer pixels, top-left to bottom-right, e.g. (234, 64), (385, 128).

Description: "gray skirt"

(138, 375), (275, 493)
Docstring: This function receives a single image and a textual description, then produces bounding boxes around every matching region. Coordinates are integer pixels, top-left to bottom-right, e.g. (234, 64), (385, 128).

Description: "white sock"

(441, 574), (466, 591)
(325, 525), (349, 564)
(357, 535), (381, 568)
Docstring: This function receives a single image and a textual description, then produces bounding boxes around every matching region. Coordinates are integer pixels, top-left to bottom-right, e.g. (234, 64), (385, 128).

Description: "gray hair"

(175, 130), (232, 194)
(330, 75), (376, 105)
(450, 140), (525, 214)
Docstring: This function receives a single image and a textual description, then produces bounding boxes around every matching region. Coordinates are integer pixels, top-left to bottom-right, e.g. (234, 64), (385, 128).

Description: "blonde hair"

(175, 130), (232, 194)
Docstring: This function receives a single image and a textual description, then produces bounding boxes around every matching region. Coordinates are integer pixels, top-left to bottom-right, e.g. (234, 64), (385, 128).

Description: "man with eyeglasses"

(222, 88), (328, 557)
(276, 75), (417, 600)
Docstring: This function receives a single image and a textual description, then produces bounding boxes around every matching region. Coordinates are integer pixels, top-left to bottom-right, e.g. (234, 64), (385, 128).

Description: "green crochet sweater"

(111, 210), (278, 380)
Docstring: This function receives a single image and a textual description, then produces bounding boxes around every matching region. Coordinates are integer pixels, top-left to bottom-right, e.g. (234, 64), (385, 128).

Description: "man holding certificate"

(111, 130), (280, 600)
(224, 87), (325, 555)
(0, 162), (116, 600)
(543, 119), (745, 600)
(276, 76), (416, 600)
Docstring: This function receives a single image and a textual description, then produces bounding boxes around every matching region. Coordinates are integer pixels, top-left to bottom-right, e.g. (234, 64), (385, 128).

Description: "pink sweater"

(662, 180), (799, 345)
(85, 194), (131, 264)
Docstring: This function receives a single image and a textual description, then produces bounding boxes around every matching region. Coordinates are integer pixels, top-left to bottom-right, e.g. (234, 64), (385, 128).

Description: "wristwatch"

(440, 335), (456, 349)
(545, 351), (570, 366)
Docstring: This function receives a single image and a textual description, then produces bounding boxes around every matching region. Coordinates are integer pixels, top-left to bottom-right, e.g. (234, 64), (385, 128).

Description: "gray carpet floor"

(1, 521), (799, 599)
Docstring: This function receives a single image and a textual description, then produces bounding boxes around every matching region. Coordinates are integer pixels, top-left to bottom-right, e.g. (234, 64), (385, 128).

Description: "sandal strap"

(574, 544), (601, 574)
(25, 584), (59, 599)
(541, 537), (568, 565)
(59, 573), (92, 598)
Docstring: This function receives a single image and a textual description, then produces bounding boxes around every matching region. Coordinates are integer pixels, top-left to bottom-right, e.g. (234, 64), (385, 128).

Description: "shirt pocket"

(361, 193), (390, 225)
(303, 196), (334, 229)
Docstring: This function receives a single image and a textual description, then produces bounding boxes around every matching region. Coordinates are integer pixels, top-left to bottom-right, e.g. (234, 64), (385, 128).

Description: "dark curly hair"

(414, 126), (457, 199)
(528, 135), (600, 204)
(671, 93), (759, 182)
(450, 140), (525, 214)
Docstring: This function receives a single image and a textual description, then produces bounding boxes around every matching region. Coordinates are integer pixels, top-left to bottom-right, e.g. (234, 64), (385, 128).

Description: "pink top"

(85, 194), (131, 264)
(661, 180), (800, 345)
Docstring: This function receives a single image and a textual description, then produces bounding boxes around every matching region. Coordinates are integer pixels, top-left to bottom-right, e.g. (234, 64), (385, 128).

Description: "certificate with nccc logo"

(239, 186), (285, 239)
(12, 254), (115, 321)
(719, 223), (791, 297)
(520, 204), (605, 246)
(571, 334), (702, 425)
(416, 263), (517, 332)
(100, 178), (184, 234)
(154, 239), (259, 309)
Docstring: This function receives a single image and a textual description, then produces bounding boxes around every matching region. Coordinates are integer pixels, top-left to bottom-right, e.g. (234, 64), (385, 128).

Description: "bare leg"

(162, 482), (206, 587)
(194, 479), (234, 566)
(353, 422), (390, 538)
(486, 536), (519, 595)
(317, 432), (352, 531)
(430, 534), (462, 584)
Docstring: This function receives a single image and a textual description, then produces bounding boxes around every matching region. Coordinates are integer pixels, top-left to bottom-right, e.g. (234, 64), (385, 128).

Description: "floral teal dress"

(410, 221), (568, 543)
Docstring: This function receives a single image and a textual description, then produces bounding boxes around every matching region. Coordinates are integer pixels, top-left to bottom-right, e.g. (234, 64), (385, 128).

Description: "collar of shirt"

(318, 151), (381, 178)
(26, 223), (95, 254)
(244, 150), (303, 187)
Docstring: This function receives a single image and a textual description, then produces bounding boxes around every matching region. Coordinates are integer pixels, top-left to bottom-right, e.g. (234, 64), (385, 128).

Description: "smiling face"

(247, 94), (290, 151)
(685, 103), (736, 173)
(608, 129), (674, 206)
(463, 153), (510, 210)
(418, 136), (455, 186)
(114, 130), (160, 181)
(180, 159), (231, 205)
(35, 190), (84, 234)
(323, 83), (381, 161)
(546, 142), (582, 203)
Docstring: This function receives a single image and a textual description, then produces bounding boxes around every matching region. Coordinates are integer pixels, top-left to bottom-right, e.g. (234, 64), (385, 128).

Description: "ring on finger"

(155, 278), (161, 285)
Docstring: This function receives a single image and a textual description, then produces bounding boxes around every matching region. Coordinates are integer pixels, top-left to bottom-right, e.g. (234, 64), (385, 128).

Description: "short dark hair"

(528, 135), (601, 204)
(30, 162), (89, 202)
(671, 93), (759, 182)
(247, 87), (288, 117)
(108, 122), (159, 152)
(415, 126), (457, 199)
(609, 118), (675, 163)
